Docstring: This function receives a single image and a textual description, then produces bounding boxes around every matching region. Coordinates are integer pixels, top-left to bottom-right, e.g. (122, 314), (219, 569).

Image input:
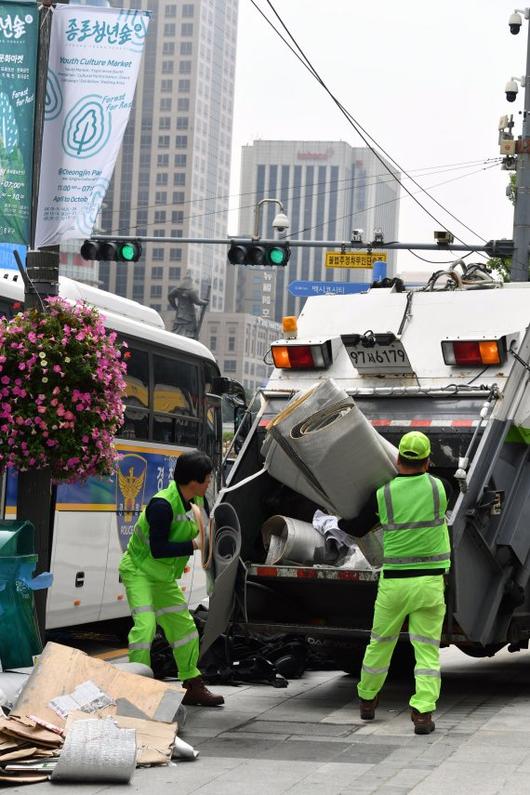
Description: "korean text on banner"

(0, 0), (38, 246)
(34, 6), (150, 248)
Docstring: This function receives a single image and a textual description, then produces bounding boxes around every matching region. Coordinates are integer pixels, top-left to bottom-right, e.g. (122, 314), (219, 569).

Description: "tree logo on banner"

(62, 95), (110, 159)
(45, 69), (62, 121)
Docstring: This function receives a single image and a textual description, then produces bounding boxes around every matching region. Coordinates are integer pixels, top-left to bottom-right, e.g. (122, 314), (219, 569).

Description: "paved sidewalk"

(7, 646), (530, 794)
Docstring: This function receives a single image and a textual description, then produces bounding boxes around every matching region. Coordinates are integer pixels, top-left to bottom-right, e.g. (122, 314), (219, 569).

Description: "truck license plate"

(341, 335), (414, 375)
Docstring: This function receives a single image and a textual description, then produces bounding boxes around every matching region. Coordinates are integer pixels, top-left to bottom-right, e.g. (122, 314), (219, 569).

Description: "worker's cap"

(398, 431), (431, 460)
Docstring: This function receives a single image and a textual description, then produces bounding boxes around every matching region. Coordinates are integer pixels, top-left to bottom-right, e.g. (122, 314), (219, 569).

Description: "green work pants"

(119, 554), (201, 682)
(357, 574), (446, 714)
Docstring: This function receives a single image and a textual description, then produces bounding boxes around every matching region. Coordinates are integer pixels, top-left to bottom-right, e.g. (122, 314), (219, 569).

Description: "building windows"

(152, 267), (163, 279)
(174, 154), (187, 166)
(173, 173), (185, 186)
(177, 98), (189, 112)
(157, 153), (169, 167)
(161, 79), (173, 92)
(151, 286), (163, 298)
(180, 41), (192, 55)
(152, 248), (165, 261)
(178, 79), (190, 92)
(171, 210), (184, 223)
(162, 42), (175, 55)
(176, 117), (188, 130)
(133, 285), (144, 301)
(171, 229), (183, 237)
(179, 61), (191, 74)
(162, 61), (174, 74)
(170, 248), (182, 260)
(169, 267), (181, 279)
(181, 22), (193, 35)
(158, 117), (171, 130)
(164, 4), (176, 17)
(163, 23), (175, 35)
(210, 336), (217, 351)
(155, 191), (167, 204)
(224, 360), (237, 373)
(175, 135), (187, 148)
(154, 210), (166, 223)
(151, 304), (162, 312)
(172, 191), (184, 203)
(153, 230), (165, 237)
(182, 4), (194, 17)
(228, 335), (235, 352)
(156, 173), (168, 186)
(158, 135), (170, 148)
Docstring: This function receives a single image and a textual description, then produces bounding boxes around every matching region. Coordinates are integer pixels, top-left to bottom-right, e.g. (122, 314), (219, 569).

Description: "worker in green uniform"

(119, 450), (224, 707)
(338, 431), (451, 734)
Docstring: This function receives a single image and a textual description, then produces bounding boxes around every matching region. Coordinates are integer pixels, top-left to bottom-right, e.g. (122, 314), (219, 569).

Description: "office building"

(97, 0), (238, 326)
(199, 312), (281, 395)
(226, 140), (400, 323)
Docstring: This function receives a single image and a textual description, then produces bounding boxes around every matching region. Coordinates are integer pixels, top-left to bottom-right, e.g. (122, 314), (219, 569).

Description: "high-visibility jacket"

(124, 481), (200, 582)
(376, 473), (451, 572)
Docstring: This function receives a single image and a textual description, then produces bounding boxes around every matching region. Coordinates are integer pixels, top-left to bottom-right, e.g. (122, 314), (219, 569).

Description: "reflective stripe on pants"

(119, 555), (201, 682)
(357, 574), (446, 714)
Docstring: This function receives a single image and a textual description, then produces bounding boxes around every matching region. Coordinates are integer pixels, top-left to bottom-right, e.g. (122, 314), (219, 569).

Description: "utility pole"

(15, 0), (60, 640)
(507, 8), (530, 281)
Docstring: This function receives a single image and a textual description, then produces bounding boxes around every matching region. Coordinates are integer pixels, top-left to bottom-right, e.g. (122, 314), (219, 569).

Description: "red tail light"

(271, 342), (332, 370)
(442, 338), (506, 366)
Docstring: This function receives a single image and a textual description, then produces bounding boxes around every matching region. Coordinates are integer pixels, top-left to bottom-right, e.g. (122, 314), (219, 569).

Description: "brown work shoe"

(182, 676), (225, 707)
(359, 694), (379, 720)
(410, 707), (435, 735)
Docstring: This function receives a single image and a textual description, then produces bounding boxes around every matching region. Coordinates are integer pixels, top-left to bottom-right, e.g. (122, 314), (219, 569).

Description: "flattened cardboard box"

(13, 643), (184, 727)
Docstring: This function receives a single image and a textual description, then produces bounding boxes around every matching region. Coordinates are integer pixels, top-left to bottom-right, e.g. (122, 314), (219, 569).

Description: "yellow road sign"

(325, 251), (388, 269)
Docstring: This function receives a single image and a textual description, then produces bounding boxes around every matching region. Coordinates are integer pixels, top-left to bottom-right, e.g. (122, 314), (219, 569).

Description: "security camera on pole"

(505, 8), (530, 281)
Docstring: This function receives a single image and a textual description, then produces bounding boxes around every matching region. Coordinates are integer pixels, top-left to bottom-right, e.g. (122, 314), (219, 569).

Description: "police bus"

(0, 268), (236, 630)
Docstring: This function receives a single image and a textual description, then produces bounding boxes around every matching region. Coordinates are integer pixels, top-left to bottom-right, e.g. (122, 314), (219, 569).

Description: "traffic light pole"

(91, 234), (507, 255)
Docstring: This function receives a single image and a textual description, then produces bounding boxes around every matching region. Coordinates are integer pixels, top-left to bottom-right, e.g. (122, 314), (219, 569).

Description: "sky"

(228, 0), (527, 272)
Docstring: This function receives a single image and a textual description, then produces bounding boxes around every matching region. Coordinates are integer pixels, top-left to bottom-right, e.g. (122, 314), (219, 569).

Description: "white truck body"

(214, 278), (530, 660)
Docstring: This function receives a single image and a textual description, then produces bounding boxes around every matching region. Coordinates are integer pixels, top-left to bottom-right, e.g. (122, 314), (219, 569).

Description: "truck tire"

(455, 642), (506, 658)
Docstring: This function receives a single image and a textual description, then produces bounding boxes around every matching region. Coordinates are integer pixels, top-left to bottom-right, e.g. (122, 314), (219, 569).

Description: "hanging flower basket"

(0, 297), (127, 482)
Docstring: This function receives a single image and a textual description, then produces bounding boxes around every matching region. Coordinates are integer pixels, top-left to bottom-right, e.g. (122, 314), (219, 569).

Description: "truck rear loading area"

(208, 272), (530, 663)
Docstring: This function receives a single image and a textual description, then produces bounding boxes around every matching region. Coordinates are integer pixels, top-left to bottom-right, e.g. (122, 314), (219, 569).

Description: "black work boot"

(182, 676), (225, 707)
(359, 694), (379, 720)
(410, 707), (435, 735)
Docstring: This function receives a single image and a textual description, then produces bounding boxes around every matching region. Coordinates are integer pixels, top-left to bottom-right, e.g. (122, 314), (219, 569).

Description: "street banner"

(35, 5), (150, 248)
(0, 0), (38, 245)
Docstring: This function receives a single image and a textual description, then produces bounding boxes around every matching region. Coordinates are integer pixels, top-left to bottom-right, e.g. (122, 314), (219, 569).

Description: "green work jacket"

(376, 473), (451, 572)
(125, 481), (200, 582)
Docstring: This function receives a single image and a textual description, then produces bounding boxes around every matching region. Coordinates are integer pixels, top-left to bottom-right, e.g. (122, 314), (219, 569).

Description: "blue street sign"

(288, 280), (370, 297)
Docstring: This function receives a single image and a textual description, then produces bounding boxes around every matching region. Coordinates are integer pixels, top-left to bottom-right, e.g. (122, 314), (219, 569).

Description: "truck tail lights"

(271, 341), (332, 370)
(441, 338), (507, 366)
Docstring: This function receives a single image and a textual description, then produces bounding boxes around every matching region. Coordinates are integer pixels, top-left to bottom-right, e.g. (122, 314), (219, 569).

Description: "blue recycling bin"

(0, 520), (44, 668)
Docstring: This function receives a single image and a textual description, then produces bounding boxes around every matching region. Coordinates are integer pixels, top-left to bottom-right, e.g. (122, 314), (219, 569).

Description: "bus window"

(152, 354), (200, 446)
(153, 415), (200, 447)
(153, 355), (199, 416)
(123, 347), (150, 440)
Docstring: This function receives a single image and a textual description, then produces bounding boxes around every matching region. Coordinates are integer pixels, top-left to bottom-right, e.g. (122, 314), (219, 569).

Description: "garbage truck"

(205, 265), (530, 668)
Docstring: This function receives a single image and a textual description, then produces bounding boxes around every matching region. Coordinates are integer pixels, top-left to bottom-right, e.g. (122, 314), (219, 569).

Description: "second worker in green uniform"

(338, 431), (452, 735)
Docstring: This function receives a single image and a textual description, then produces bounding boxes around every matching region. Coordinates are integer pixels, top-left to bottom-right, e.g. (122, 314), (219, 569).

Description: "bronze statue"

(168, 271), (209, 339)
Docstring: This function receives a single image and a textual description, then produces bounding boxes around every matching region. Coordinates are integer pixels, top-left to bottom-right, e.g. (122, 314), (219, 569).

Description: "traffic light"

(227, 242), (290, 267)
(80, 239), (143, 262)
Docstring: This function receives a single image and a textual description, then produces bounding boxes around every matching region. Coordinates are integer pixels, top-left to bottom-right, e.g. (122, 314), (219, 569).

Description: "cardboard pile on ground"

(0, 641), (187, 785)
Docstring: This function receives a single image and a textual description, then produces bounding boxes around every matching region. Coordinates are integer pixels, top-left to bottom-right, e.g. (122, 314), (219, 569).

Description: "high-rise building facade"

(226, 140), (401, 323)
(98, 0), (238, 326)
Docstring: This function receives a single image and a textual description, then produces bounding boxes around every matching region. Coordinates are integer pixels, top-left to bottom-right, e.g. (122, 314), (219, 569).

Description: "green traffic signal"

(119, 242), (138, 261)
(268, 246), (289, 266)
(80, 239), (142, 263)
(227, 242), (290, 267)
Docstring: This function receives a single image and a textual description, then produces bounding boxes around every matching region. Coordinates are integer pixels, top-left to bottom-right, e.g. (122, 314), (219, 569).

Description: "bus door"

(205, 393), (223, 496)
